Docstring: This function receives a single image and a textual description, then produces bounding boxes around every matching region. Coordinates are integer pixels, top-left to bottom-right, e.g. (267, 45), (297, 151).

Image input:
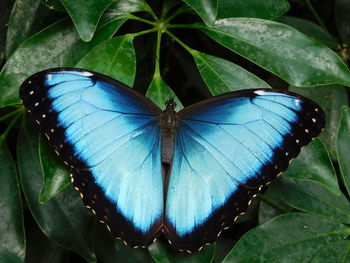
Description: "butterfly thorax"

(160, 101), (179, 164)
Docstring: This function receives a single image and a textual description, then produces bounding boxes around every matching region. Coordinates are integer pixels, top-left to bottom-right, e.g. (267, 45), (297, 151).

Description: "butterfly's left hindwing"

(164, 89), (325, 252)
(20, 68), (164, 247)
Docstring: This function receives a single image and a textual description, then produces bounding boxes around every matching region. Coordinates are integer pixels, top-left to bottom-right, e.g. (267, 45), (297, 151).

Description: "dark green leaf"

(289, 85), (348, 157)
(76, 35), (136, 86)
(336, 105), (350, 196)
(284, 138), (340, 195)
(213, 237), (235, 263)
(310, 240), (350, 263)
(276, 16), (337, 48)
(223, 213), (350, 263)
(39, 135), (70, 203)
(94, 222), (153, 263)
(335, 0), (350, 44)
(201, 18), (350, 87)
(217, 0), (290, 20)
(182, 0), (217, 26)
(0, 140), (25, 263)
(146, 73), (183, 110)
(5, 0), (41, 58)
(148, 239), (215, 263)
(192, 51), (270, 95)
(26, 222), (69, 263)
(59, 0), (115, 41)
(0, 17), (126, 107)
(270, 178), (350, 224)
(17, 116), (96, 262)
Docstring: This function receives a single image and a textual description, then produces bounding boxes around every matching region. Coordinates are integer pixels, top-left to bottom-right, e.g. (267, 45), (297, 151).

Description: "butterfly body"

(19, 68), (325, 252)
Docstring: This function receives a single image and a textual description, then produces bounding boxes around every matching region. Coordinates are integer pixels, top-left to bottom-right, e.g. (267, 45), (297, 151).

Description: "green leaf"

(182, 0), (217, 26)
(26, 223), (69, 263)
(146, 73), (183, 111)
(335, 0), (350, 44)
(148, 239), (215, 263)
(94, 223), (153, 263)
(105, 0), (151, 18)
(0, 17), (126, 107)
(76, 35), (136, 86)
(5, 0), (41, 58)
(217, 0), (290, 20)
(270, 178), (350, 224)
(336, 105), (350, 196)
(289, 85), (348, 157)
(39, 135), (70, 203)
(201, 18), (350, 87)
(17, 116), (96, 262)
(0, 140), (25, 263)
(276, 16), (338, 48)
(284, 138), (340, 195)
(192, 51), (271, 95)
(60, 0), (115, 41)
(223, 213), (350, 263)
(310, 240), (350, 263)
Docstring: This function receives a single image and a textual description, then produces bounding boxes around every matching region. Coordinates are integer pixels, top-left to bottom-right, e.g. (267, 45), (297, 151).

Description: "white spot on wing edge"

(81, 71), (93, 77)
(254, 90), (269, 95)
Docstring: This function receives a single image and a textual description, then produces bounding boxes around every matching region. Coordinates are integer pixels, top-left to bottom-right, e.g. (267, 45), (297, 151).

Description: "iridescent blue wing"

(19, 68), (163, 247)
(164, 89), (325, 252)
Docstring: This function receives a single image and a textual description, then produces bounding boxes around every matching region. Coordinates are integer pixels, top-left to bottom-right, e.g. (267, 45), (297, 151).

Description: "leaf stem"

(126, 14), (157, 26)
(257, 193), (290, 213)
(164, 6), (192, 23)
(304, 0), (327, 31)
(167, 23), (201, 29)
(165, 29), (194, 54)
(0, 111), (23, 140)
(0, 107), (22, 122)
(154, 29), (162, 76)
(126, 28), (157, 39)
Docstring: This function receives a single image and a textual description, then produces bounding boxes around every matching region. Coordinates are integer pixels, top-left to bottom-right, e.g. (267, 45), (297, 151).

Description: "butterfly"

(19, 68), (325, 252)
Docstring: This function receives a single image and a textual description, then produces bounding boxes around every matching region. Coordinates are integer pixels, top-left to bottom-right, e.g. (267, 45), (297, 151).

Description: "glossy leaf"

(0, 140), (25, 263)
(258, 191), (287, 224)
(17, 116), (96, 262)
(60, 0), (115, 41)
(310, 240), (350, 263)
(5, 0), (41, 58)
(146, 73), (183, 111)
(148, 239), (215, 263)
(335, 0), (350, 44)
(270, 178), (350, 224)
(284, 138), (340, 195)
(39, 135), (70, 203)
(76, 35), (136, 87)
(217, 0), (290, 20)
(201, 18), (350, 87)
(182, 0), (217, 26)
(192, 51), (271, 95)
(94, 223), (153, 263)
(0, 17), (126, 107)
(276, 16), (337, 48)
(223, 213), (350, 263)
(290, 85), (348, 157)
(105, 0), (151, 18)
(26, 222), (69, 263)
(336, 105), (350, 196)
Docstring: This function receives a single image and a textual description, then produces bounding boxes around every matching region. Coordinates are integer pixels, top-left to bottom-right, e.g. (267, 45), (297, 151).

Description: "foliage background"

(1, 0), (350, 262)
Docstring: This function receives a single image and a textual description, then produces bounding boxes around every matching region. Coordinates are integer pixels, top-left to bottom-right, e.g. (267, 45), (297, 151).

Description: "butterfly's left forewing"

(20, 68), (164, 247)
(164, 89), (325, 252)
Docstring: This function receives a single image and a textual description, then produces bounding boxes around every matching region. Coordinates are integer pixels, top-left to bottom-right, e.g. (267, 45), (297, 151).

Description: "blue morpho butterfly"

(20, 68), (325, 252)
